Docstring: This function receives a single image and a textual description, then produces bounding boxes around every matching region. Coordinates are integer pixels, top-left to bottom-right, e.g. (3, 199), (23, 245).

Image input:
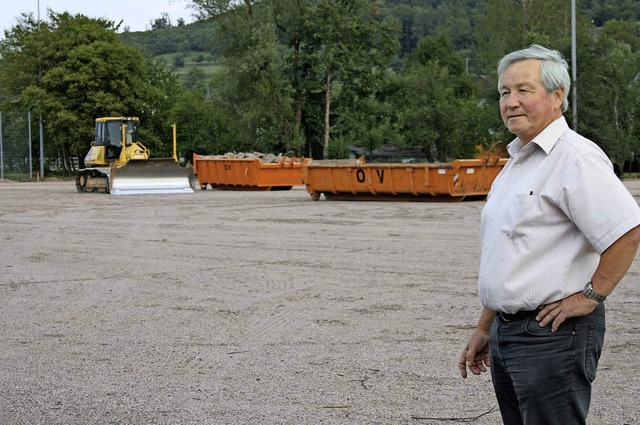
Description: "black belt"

(498, 310), (538, 322)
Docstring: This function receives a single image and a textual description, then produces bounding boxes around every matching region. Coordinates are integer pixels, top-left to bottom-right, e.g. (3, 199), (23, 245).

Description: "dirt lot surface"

(1, 180), (640, 425)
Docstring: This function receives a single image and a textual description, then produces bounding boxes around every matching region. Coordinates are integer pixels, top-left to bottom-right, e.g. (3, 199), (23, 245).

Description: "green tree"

(476, 0), (577, 76)
(184, 67), (207, 93)
(168, 90), (233, 158)
(151, 12), (172, 30)
(173, 54), (186, 68)
(190, 0), (399, 158)
(299, 0), (399, 158)
(578, 33), (640, 174)
(600, 19), (640, 52)
(0, 11), (181, 172)
(191, 0), (300, 154)
(389, 33), (495, 161)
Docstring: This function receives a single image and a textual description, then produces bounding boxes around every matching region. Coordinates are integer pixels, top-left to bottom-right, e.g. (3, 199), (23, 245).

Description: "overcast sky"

(1, 0), (196, 34)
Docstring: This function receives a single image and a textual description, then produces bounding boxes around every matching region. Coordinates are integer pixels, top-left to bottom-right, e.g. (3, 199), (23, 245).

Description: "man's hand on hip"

(536, 293), (599, 332)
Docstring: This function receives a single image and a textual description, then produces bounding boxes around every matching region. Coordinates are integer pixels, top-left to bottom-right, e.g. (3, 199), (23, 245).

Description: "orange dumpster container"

(193, 154), (310, 190)
(302, 157), (508, 201)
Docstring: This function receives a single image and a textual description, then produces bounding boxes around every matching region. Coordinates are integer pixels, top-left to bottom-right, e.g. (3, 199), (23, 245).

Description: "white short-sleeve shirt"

(478, 116), (640, 313)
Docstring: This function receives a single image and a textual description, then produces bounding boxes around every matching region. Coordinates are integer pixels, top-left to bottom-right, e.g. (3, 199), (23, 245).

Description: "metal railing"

(0, 111), (47, 181)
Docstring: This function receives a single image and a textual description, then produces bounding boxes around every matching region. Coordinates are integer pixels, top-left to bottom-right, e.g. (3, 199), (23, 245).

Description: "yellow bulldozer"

(75, 117), (195, 195)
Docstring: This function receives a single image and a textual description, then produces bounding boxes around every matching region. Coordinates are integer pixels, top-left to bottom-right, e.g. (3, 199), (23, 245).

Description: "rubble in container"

(198, 152), (304, 164)
(192, 152), (308, 190)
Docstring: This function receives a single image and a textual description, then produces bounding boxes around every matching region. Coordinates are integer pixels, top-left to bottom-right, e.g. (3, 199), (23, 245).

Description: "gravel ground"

(1, 180), (639, 425)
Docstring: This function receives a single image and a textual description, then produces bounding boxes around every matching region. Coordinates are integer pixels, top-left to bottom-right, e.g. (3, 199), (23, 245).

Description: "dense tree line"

(0, 12), (182, 172)
(0, 0), (639, 173)
(120, 1), (640, 60)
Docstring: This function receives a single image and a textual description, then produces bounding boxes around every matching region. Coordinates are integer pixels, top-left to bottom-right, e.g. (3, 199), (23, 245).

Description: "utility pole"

(38, 0), (45, 178)
(571, 0), (577, 131)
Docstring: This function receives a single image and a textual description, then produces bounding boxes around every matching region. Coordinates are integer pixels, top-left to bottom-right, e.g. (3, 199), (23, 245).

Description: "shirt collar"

(507, 116), (569, 157)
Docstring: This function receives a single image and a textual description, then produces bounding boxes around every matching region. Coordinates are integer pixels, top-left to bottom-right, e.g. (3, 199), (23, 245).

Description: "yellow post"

(172, 124), (177, 162)
(118, 122), (128, 164)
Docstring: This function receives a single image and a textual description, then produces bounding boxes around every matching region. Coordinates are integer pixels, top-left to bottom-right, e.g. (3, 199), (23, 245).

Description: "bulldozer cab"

(95, 117), (139, 160)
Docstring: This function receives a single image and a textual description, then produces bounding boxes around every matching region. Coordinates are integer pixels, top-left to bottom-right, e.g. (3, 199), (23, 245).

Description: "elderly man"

(459, 44), (640, 424)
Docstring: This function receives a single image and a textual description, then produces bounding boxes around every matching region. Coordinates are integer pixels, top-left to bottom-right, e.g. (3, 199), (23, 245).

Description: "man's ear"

(553, 87), (565, 107)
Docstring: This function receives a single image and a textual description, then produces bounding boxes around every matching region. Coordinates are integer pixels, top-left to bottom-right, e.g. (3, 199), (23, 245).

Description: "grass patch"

(155, 52), (226, 84)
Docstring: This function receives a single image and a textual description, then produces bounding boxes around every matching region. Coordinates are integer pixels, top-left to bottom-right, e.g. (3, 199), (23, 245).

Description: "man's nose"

(503, 93), (521, 108)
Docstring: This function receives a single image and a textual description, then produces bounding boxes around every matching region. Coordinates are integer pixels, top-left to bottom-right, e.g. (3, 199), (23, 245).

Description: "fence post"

(39, 114), (44, 179)
(0, 111), (3, 181)
(28, 111), (33, 181)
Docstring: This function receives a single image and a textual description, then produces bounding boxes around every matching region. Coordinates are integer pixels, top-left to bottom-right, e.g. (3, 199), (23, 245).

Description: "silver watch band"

(583, 281), (606, 303)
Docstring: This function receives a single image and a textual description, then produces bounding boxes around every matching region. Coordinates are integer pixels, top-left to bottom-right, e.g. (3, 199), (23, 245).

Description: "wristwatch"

(583, 281), (607, 303)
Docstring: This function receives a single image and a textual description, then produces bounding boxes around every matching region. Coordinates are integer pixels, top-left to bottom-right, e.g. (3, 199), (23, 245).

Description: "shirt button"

(515, 163), (521, 168)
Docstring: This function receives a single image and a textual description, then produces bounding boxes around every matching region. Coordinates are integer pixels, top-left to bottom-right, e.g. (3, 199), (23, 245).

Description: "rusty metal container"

(302, 157), (507, 201)
(193, 154), (310, 190)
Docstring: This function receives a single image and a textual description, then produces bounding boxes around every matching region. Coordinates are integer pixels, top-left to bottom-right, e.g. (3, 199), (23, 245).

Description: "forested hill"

(119, 19), (219, 57)
(119, 0), (640, 59)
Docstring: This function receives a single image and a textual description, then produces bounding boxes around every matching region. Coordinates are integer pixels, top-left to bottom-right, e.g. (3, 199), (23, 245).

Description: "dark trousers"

(489, 304), (605, 425)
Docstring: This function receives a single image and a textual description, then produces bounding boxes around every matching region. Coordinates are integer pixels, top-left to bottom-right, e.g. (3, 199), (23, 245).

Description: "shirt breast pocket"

(500, 193), (542, 240)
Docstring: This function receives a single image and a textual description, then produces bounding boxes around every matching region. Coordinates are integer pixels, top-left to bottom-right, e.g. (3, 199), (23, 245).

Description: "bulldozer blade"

(110, 159), (196, 195)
